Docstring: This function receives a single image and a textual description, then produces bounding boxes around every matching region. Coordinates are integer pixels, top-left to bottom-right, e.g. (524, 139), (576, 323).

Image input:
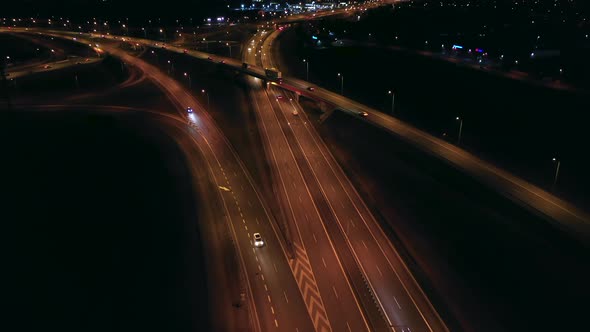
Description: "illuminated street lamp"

(337, 73), (344, 95)
(552, 158), (561, 191)
(388, 90), (395, 115)
(303, 59), (309, 81)
(201, 89), (210, 112)
(456, 116), (463, 145)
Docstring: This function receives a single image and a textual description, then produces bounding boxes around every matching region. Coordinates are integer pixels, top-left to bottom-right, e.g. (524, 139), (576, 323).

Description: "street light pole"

(388, 90), (395, 115)
(184, 72), (191, 88)
(552, 158), (561, 191)
(456, 116), (463, 145)
(338, 73), (344, 95)
(303, 59), (309, 81)
(202, 89), (210, 112)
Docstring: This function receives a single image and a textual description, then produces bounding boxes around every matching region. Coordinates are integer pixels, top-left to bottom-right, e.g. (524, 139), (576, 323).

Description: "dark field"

(0, 32), (50, 64)
(303, 106), (590, 332)
(278, 25), (590, 209)
(1, 110), (210, 332)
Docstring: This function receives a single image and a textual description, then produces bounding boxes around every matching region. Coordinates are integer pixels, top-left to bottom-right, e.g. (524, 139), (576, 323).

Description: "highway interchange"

(2, 1), (588, 331)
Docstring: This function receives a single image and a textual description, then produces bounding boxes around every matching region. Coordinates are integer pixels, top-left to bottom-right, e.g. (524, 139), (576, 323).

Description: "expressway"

(244, 32), (375, 332)
(13, 30), (318, 331)
(254, 28), (448, 332)
(5, 57), (101, 79)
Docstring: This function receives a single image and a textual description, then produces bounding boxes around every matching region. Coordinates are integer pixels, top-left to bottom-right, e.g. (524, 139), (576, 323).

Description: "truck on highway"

(265, 68), (282, 80)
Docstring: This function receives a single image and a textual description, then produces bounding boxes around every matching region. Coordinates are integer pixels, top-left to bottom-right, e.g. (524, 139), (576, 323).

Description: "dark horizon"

(2, 0), (229, 20)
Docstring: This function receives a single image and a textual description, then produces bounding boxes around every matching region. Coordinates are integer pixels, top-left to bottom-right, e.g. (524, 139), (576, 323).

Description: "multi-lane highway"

(253, 28), (448, 331)
(6, 21), (449, 331)
(244, 32), (376, 332)
(15, 30), (320, 331)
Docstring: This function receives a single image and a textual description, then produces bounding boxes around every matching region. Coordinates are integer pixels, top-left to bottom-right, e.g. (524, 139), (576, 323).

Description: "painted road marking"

(394, 296), (402, 310)
(376, 265), (383, 277)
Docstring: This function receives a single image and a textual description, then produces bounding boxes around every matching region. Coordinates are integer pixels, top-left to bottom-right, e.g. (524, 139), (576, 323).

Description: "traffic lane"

(261, 90), (371, 331)
(283, 93), (444, 331)
(6, 58), (101, 79)
(101, 44), (313, 331)
(273, 90), (416, 330)
(253, 89), (366, 332)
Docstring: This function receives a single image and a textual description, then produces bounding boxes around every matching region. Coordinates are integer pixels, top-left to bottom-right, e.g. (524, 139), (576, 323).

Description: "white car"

(253, 233), (264, 247)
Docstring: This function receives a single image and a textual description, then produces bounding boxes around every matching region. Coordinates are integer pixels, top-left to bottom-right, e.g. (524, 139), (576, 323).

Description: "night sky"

(3, 0), (230, 19)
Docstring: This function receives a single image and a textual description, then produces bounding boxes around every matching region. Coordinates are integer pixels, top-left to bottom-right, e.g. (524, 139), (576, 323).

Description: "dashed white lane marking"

(271, 306), (275, 314)
(349, 218), (355, 228)
(248, 200), (252, 207)
(267, 295), (272, 303)
(322, 257), (327, 268)
(274, 263), (278, 273)
(362, 240), (368, 249)
(256, 217), (260, 225)
(332, 286), (339, 299)
(283, 291), (289, 303)
(261, 274), (265, 281)
(394, 296), (402, 310)
(255, 255), (258, 262)
(293, 181), (297, 189)
(264, 284), (267, 291)
(376, 265), (383, 277)
(258, 265), (262, 271)
(312, 233), (317, 243)
(274, 319), (278, 327)
(245, 225), (248, 231)
(346, 322), (352, 332)
(298, 195), (302, 203)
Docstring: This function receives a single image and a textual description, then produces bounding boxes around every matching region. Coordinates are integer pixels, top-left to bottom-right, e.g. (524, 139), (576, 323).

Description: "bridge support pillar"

(319, 106), (336, 123)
